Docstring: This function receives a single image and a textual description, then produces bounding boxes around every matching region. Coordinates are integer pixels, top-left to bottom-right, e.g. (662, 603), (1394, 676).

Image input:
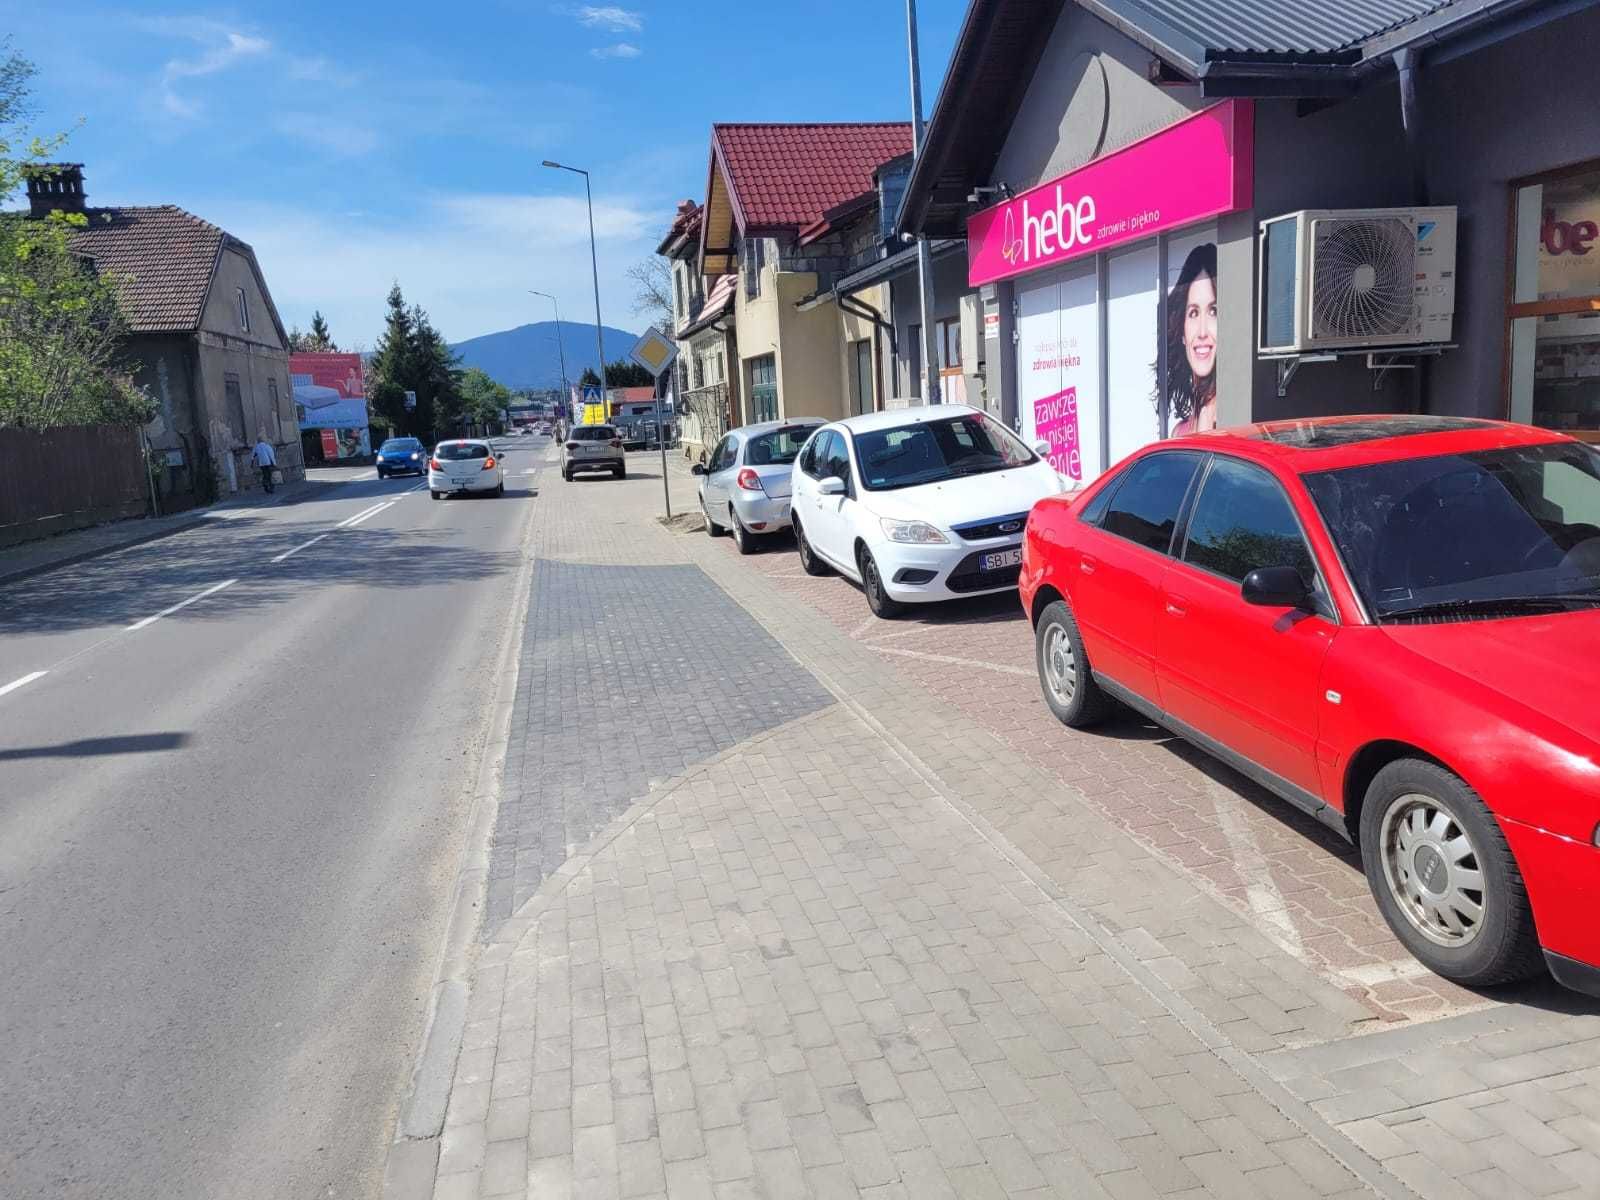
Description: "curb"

(0, 518), (208, 588)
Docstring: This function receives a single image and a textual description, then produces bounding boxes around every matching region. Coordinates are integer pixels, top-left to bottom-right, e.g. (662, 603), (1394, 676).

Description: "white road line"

(342, 500), (397, 528)
(337, 501), (389, 528)
(1204, 776), (1308, 961)
(870, 645), (1035, 676)
(0, 670), (47, 698)
(271, 533), (330, 563)
(127, 579), (238, 632)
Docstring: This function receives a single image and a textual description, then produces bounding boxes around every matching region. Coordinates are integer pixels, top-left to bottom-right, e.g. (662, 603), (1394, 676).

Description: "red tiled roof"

(677, 274), (736, 339)
(712, 123), (912, 232)
(656, 200), (703, 256)
(67, 206), (224, 333)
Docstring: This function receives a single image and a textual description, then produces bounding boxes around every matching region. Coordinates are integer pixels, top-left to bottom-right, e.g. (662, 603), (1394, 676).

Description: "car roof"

(826, 403), (985, 435)
(733, 418), (824, 439)
(1161, 415), (1571, 473)
(436, 438), (492, 446)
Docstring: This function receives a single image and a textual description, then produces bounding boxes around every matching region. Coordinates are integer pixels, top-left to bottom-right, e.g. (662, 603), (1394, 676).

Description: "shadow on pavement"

(0, 732), (190, 760)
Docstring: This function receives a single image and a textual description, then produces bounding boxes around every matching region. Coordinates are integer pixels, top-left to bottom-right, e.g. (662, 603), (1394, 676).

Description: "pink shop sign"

(968, 101), (1253, 288)
(1035, 386), (1083, 482)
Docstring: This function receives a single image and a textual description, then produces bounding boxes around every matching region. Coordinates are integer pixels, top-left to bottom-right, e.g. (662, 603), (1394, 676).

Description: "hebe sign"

(968, 101), (1253, 288)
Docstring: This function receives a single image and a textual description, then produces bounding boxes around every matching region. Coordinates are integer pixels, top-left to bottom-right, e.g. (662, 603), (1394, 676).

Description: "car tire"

(1034, 599), (1113, 729)
(1360, 759), (1543, 989)
(563, 467), (572, 482)
(615, 464), (626, 479)
(377, 469), (386, 479)
(430, 489), (441, 500)
(702, 494), (723, 537)
(858, 546), (906, 619)
(495, 482), (504, 497)
(730, 506), (757, 556)
(794, 517), (830, 576)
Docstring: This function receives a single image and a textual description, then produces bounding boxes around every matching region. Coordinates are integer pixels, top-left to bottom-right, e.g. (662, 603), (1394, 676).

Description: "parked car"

(789, 404), (1067, 618)
(1019, 414), (1600, 996)
(694, 419), (823, 554)
(375, 436), (426, 477)
(428, 438), (504, 498)
(562, 424), (626, 481)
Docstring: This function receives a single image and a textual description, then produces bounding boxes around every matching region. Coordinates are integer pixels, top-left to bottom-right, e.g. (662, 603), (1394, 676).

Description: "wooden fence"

(0, 424), (151, 549)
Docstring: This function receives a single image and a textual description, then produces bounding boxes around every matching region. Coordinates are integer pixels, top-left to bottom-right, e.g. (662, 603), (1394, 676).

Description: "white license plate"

(981, 548), (1022, 571)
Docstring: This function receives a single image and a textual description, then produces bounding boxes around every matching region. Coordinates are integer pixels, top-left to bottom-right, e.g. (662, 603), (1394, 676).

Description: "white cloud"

(575, 6), (643, 33)
(153, 25), (271, 118)
(591, 43), (642, 60)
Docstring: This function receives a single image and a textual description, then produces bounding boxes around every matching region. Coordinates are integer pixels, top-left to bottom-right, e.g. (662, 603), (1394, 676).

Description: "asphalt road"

(0, 439), (546, 1199)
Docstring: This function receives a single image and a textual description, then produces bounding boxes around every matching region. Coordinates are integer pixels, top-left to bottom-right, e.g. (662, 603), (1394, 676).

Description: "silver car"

(562, 424), (626, 481)
(693, 419), (823, 554)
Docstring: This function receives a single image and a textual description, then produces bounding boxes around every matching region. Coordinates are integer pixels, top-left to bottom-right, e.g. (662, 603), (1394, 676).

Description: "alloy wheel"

(1041, 621), (1077, 705)
(1378, 794), (1487, 948)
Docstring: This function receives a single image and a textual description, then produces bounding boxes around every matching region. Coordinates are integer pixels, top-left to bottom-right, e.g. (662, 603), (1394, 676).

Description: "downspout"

(1395, 46), (1433, 415)
(837, 293), (898, 358)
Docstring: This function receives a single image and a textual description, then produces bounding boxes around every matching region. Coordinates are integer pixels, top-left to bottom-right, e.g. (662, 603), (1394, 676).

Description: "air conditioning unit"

(1258, 206), (1456, 354)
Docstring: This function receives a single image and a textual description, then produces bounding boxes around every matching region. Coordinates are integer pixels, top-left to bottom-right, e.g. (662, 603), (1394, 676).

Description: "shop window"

(1509, 162), (1600, 436)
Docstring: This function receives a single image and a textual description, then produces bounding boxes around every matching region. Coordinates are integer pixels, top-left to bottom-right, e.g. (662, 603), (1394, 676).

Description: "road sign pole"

(657, 368), (672, 519)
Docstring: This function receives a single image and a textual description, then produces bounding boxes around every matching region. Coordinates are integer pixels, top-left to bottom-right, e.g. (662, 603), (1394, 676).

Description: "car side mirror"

(1241, 566), (1309, 609)
(818, 476), (846, 496)
(690, 463), (706, 476)
(1033, 440), (1051, 458)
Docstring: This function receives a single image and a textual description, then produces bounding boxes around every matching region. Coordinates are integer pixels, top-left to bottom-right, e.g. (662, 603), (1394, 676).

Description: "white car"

(428, 438), (505, 498)
(789, 405), (1066, 618)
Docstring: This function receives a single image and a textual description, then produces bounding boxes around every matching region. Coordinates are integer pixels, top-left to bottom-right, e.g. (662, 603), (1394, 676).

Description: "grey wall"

(888, 252), (966, 400)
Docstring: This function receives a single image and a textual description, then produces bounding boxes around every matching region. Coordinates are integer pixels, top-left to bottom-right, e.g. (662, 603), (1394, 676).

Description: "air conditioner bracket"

(1263, 345), (1455, 398)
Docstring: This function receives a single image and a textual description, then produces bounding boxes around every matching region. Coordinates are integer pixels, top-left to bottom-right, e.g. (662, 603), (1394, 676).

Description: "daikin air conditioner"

(1258, 206), (1456, 353)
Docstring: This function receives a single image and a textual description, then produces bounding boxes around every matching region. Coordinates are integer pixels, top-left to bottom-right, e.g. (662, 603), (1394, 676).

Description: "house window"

(715, 351), (724, 383)
(677, 359), (690, 395)
(937, 318), (962, 371)
(236, 287), (251, 333)
(849, 339), (874, 415)
(1509, 161), (1600, 436)
(675, 269), (686, 324)
(743, 237), (766, 300)
(693, 354), (704, 389)
(748, 353), (777, 422)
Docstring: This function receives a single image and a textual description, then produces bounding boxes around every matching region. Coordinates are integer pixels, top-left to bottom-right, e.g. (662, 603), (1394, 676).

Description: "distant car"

(428, 438), (505, 498)
(1019, 415), (1600, 996)
(376, 437), (426, 478)
(789, 404), (1067, 618)
(563, 425), (626, 481)
(694, 419), (823, 554)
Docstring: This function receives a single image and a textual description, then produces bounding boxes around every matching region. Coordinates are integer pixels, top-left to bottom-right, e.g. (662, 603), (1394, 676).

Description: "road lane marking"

(271, 533), (331, 563)
(0, 670), (47, 698)
(341, 500), (397, 528)
(869, 645), (1034, 676)
(127, 579), (238, 631)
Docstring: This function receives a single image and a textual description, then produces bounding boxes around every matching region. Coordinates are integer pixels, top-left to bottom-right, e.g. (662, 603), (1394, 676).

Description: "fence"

(0, 424), (150, 549)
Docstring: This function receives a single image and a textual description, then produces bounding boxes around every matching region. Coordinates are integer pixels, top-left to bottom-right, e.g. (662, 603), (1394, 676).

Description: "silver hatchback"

(562, 424), (626, 481)
(692, 419), (823, 554)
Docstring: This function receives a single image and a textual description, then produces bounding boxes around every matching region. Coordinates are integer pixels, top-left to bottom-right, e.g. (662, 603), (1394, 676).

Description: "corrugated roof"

(68, 206), (223, 333)
(1093, 0), (1461, 58)
(712, 123), (912, 231)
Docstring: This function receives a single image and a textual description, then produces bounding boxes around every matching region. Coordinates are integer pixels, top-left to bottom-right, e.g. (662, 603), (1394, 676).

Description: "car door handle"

(1079, 556), (1096, 575)
(1166, 596), (1187, 617)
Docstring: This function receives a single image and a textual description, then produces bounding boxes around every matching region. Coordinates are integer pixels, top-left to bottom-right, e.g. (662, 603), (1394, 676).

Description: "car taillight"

(482, 456), (496, 470)
(566, 441), (579, 450)
(736, 468), (765, 492)
(429, 458), (442, 471)
(610, 439), (623, 448)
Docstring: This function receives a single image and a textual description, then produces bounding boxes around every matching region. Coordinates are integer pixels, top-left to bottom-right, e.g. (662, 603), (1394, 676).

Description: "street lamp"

(542, 160), (608, 422)
(905, 0), (941, 404)
(529, 289), (569, 418)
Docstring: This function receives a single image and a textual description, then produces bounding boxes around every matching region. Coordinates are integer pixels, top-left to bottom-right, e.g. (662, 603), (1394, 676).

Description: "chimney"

(26, 163), (87, 219)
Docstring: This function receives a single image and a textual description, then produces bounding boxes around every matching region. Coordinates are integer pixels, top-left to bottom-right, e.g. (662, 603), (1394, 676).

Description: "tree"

(627, 256), (674, 334)
(578, 366), (601, 387)
(366, 283), (417, 435)
(308, 310), (335, 351)
(604, 359), (653, 388)
(0, 43), (151, 429)
(459, 367), (510, 429)
(366, 282), (467, 440)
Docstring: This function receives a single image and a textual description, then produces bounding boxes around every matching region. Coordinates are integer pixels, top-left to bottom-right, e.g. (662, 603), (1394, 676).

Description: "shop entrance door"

(1016, 264), (1102, 487)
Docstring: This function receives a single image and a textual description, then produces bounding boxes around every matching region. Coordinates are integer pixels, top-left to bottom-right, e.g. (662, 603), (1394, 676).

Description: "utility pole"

(543, 160), (609, 420)
(530, 289), (569, 418)
(907, 0), (941, 404)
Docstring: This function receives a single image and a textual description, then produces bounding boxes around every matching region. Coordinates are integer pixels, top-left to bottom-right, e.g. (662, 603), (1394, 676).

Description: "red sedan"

(1019, 415), (1600, 995)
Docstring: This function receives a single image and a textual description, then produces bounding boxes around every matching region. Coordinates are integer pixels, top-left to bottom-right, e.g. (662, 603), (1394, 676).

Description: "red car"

(1019, 415), (1600, 995)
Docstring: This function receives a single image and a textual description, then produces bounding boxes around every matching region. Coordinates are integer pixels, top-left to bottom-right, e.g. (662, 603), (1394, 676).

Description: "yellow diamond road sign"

(628, 328), (678, 378)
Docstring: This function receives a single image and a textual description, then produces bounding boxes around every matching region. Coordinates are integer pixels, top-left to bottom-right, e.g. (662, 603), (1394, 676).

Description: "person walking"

(251, 436), (278, 494)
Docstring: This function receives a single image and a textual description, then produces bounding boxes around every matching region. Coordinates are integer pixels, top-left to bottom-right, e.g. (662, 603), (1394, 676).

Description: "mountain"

(450, 321), (642, 390)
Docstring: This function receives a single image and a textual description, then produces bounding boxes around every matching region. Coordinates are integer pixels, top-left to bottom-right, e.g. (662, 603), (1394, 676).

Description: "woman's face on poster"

(1183, 273), (1217, 381)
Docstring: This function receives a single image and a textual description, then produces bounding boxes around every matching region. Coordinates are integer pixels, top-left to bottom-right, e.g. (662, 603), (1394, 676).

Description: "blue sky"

(6, 3), (965, 349)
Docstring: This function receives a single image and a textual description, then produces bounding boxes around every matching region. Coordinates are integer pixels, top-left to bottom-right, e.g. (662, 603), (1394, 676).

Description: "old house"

(27, 165), (303, 506)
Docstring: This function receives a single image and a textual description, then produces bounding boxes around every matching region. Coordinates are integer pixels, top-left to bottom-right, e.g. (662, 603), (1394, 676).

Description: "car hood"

(1381, 609), (1600, 745)
(863, 461), (1064, 529)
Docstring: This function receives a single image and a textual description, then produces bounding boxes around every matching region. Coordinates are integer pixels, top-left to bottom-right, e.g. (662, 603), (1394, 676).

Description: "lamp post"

(529, 289), (569, 419)
(906, 0), (941, 404)
(542, 160), (609, 421)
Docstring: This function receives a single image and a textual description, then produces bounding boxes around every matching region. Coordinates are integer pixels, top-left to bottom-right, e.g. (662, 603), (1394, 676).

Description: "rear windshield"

(571, 427), (617, 441)
(436, 443), (490, 460)
(745, 427), (815, 467)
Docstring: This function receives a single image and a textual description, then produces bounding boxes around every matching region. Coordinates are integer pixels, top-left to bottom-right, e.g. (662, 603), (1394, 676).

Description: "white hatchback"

(428, 439), (505, 498)
(789, 405), (1067, 618)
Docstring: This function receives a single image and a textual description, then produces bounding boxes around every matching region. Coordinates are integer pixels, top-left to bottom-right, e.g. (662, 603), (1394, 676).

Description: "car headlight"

(880, 518), (948, 545)
(410, 452), (419, 459)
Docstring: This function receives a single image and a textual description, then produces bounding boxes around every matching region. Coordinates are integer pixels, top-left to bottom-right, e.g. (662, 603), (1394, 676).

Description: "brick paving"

(397, 444), (1600, 1198)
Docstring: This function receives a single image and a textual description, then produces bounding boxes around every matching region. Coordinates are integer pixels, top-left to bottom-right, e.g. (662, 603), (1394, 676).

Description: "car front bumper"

(429, 469), (500, 493)
(378, 459), (426, 474)
(1500, 812), (1600, 994)
(871, 537), (1024, 603)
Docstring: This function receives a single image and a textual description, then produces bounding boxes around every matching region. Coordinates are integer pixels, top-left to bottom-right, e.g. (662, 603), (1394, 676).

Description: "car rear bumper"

(874, 539), (1023, 603)
(1500, 813), (1600, 990)
(731, 492), (794, 531)
(566, 456), (624, 474)
(428, 470), (499, 492)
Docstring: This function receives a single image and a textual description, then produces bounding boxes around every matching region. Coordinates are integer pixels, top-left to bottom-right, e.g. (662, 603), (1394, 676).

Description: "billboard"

(292, 352), (371, 458)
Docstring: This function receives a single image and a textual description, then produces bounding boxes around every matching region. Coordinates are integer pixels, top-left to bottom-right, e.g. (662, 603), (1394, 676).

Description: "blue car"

(376, 437), (427, 478)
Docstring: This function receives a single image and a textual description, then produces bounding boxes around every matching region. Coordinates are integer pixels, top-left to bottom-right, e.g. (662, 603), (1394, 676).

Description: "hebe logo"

(1543, 207), (1598, 257)
(1006, 185), (1097, 267)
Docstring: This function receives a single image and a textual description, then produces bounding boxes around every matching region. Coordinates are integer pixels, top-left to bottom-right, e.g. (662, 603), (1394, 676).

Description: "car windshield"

(381, 439), (420, 452)
(745, 427), (814, 467)
(435, 443), (489, 460)
(854, 414), (1035, 491)
(1304, 441), (1600, 619)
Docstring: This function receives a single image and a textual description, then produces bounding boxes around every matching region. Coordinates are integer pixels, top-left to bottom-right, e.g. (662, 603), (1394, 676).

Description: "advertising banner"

(293, 352), (371, 459)
(967, 101), (1252, 288)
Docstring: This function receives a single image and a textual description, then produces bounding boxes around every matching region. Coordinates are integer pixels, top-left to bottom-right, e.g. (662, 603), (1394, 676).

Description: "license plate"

(981, 548), (1022, 571)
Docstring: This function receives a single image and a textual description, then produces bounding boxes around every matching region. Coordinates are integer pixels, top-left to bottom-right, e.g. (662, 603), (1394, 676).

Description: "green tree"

(366, 283), (417, 434)
(578, 366), (601, 387)
(366, 282), (466, 440)
(459, 367), (510, 429)
(0, 44), (151, 429)
(604, 359), (653, 387)
(308, 310), (335, 351)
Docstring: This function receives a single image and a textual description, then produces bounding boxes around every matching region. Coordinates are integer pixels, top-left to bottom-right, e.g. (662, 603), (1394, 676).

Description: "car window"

(570, 426), (615, 442)
(745, 426), (813, 467)
(1100, 452), (1201, 554)
(1079, 465), (1127, 526)
(1183, 457), (1314, 583)
(436, 443), (490, 461)
(718, 438), (739, 471)
(799, 433), (825, 478)
(821, 433), (851, 484)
